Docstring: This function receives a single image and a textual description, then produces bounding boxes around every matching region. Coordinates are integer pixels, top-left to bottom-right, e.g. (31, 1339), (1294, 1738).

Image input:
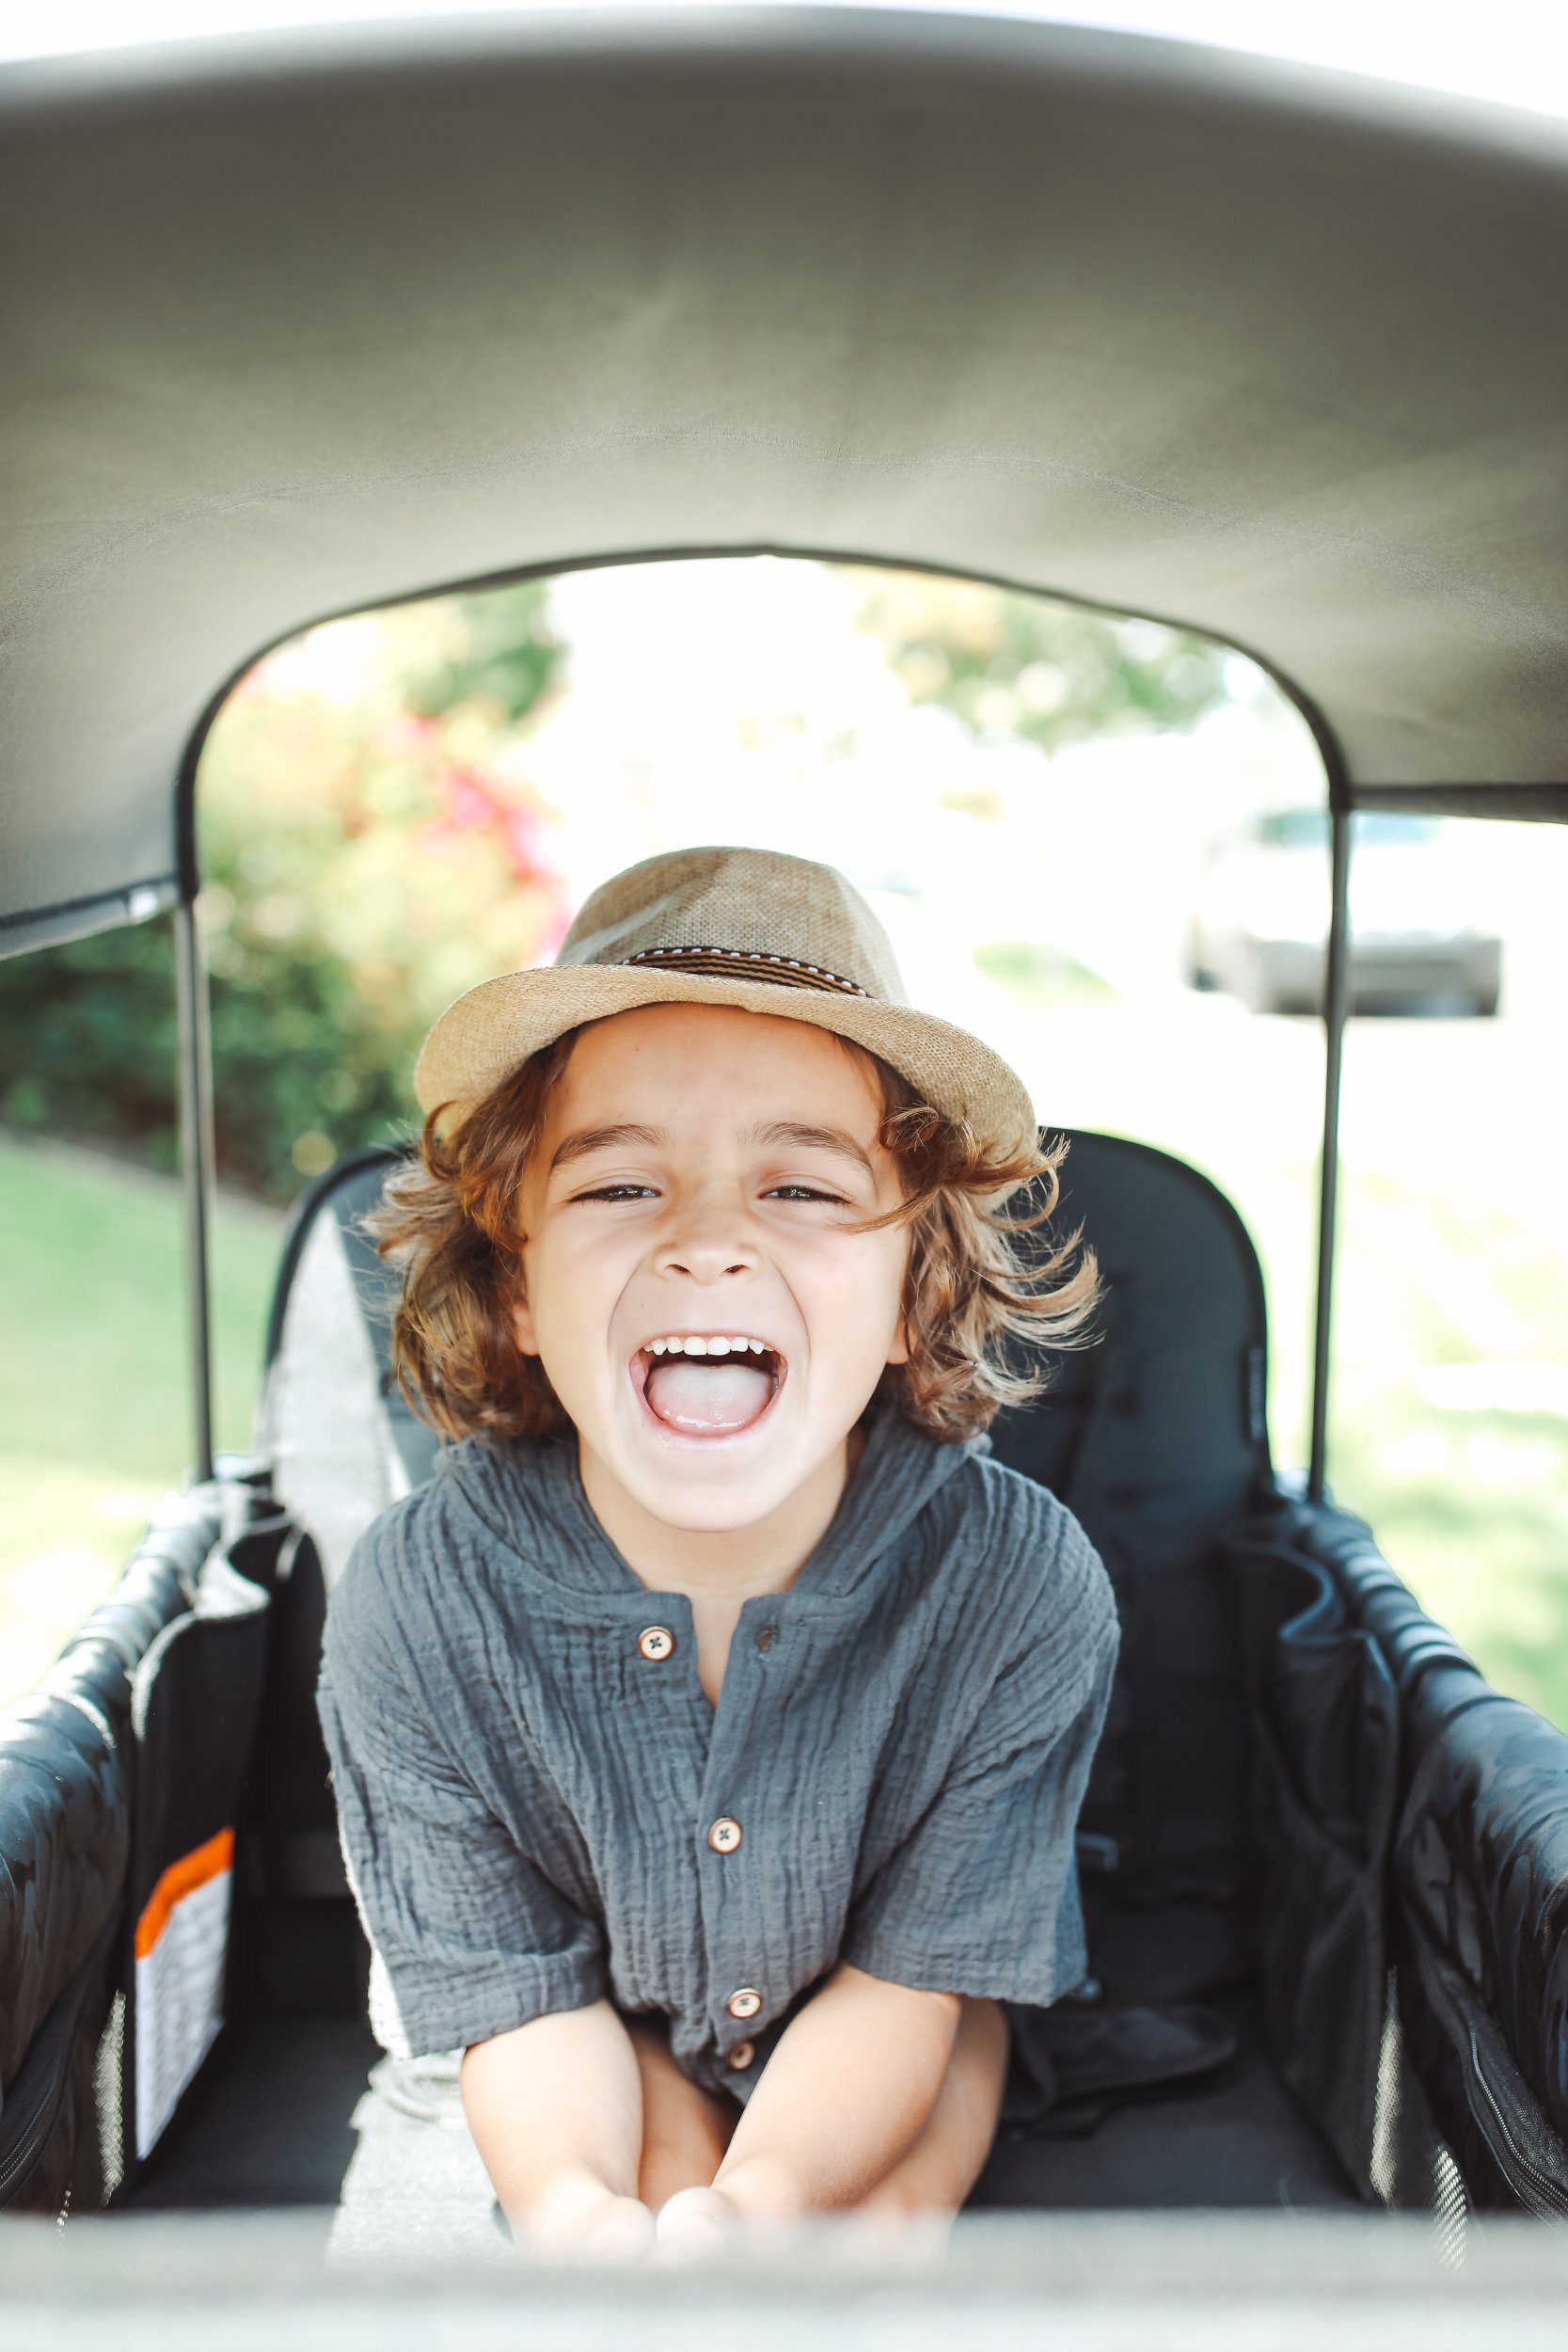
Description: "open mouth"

(631, 1334), (785, 1438)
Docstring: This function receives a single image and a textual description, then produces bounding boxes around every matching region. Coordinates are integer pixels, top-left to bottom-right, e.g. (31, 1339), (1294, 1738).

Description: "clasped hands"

(523, 2163), (790, 2265)
(471, 1971), (977, 2265)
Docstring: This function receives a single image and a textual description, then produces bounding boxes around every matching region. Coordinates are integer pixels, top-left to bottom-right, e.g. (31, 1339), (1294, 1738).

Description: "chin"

(619, 1450), (808, 1534)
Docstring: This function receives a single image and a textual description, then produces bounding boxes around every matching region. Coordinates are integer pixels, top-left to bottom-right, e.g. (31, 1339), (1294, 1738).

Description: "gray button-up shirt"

(317, 1403), (1118, 2101)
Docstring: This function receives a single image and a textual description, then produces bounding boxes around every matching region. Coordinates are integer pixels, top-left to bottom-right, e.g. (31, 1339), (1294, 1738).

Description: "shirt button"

(707, 1817), (743, 1854)
(727, 2041), (756, 2073)
(726, 1988), (762, 2021)
(637, 1626), (674, 1662)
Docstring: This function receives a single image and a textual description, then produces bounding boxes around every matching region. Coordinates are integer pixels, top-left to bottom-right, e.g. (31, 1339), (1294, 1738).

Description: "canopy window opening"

(3, 552), (1564, 1725)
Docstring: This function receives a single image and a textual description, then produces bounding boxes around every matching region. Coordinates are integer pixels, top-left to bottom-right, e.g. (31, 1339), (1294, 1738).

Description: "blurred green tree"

(848, 569), (1236, 756)
(0, 582), (567, 1203)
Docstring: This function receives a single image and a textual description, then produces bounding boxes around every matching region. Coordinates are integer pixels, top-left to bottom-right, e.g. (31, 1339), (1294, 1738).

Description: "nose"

(653, 1185), (758, 1285)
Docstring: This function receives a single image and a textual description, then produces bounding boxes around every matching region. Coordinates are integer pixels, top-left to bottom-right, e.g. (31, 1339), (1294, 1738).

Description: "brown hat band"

(619, 945), (871, 998)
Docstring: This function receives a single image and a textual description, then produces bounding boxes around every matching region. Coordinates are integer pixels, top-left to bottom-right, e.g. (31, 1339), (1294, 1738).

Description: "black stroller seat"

(104, 1131), (1568, 2227)
(203, 1131), (1338, 2214)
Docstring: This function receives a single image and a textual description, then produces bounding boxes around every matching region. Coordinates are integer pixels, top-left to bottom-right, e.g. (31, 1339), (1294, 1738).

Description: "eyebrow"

(548, 1122), (670, 1173)
(748, 1120), (876, 1174)
(547, 1119), (876, 1177)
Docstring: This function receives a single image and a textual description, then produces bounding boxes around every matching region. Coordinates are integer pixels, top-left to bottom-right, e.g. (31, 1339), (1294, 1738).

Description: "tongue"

(645, 1357), (773, 1434)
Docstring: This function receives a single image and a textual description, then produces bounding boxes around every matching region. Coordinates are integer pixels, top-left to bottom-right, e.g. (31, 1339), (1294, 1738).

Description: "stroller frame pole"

(174, 893), (216, 1485)
(1308, 804), (1353, 1503)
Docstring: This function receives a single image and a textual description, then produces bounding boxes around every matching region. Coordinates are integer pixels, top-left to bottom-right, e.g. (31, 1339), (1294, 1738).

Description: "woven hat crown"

(558, 846), (910, 1004)
(414, 841), (1038, 1164)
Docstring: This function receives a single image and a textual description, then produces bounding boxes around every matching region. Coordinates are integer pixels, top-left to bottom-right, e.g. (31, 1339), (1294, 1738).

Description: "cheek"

(802, 1228), (911, 1343)
(511, 1248), (551, 1353)
(882, 1234), (914, 1360)
(512, 1227), (562, 1355)
(518, 1221), (629, 1356)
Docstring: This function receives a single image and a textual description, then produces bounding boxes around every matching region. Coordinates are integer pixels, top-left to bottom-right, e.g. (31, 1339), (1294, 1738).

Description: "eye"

(764, 1184), (851, 1205)
(570, 1183), (660, 1203)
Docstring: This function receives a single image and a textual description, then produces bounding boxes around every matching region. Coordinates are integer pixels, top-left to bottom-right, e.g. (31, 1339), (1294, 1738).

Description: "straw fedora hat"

(414, 845), (1038, 1163)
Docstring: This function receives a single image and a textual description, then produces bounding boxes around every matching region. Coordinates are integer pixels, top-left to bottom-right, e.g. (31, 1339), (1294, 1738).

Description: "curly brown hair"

(361, 1022), (1100, 1448)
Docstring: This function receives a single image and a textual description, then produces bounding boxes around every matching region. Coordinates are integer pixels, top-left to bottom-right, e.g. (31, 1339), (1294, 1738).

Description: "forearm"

(713, 1963), (959, 2217)
(460, 1998), (643, 2232)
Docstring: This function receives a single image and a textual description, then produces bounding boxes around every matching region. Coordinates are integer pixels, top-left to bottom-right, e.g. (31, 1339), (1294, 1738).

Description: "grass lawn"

(0, 1132), (282, 1705)
(1327, 1170), (1568, 1731)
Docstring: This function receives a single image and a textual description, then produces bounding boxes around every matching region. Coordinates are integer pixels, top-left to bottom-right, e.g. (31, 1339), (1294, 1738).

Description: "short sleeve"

(842, 1535), (1118, 2007)
(316, 1538), (607, 2057)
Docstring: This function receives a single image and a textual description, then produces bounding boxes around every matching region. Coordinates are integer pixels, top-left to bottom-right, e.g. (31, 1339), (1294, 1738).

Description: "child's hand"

(522, 2168), (657, 2264)
(653, 2184), (741, 2264)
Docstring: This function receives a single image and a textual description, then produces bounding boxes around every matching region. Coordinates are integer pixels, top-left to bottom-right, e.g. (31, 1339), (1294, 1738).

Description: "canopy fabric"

(4, 9), (1568, 955)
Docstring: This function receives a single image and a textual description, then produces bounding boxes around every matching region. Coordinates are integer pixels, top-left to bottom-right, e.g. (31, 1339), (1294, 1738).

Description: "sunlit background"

(3, 552), (1565, 1723)
(4, 0), (1568, 125)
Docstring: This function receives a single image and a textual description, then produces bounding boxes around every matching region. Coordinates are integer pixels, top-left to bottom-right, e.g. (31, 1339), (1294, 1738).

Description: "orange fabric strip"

(134, 1826), (235, 1960)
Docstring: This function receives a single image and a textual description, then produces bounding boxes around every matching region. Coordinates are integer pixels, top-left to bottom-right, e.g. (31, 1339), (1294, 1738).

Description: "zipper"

(0, 1980), (87, 2204)
(0, 1912), (119, 2209)
(1465, 2025), (1568, 2222)
(1409, 1926), (1568, 2223)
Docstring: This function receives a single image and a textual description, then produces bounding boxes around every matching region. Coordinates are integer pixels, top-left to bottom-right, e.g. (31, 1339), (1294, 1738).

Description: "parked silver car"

(1186, 810), (1503, 1015)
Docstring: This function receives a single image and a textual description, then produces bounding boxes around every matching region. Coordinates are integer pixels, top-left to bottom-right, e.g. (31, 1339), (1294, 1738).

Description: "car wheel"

(1236, 948), (1284, 1017)
(1182, 930), (1219, 992)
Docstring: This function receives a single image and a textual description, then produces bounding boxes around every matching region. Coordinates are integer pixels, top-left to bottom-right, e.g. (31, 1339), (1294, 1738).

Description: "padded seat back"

(259, 1130), (1276, 1999)
(991, 1133), (1275, 1994)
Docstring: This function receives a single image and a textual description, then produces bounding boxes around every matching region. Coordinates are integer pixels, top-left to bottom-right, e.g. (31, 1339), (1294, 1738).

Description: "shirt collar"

(436, 1399), (986, 1604)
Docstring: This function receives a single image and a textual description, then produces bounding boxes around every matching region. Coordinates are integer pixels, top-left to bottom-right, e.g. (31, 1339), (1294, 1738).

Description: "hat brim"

(414, 964), (1038, 1165)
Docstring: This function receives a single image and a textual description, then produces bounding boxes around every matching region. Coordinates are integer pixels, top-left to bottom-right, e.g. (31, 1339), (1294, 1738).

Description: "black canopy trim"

(0, 881), (180, 961)
(1353, 785), (1568, 824)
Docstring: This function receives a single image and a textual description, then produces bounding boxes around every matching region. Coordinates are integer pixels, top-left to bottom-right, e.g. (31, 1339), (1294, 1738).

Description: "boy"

(318, 844), (1117, 2257)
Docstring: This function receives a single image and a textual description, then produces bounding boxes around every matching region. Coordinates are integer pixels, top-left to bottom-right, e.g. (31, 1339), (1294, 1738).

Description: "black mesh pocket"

(1225, 1525), (1400, 2197)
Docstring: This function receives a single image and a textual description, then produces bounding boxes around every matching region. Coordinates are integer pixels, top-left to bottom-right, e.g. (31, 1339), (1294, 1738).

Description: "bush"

(0, 583), (569, 1203)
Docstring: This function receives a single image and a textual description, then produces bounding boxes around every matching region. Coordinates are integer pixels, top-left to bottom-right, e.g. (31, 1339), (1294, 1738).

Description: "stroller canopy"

(4, 8), (1568, 955)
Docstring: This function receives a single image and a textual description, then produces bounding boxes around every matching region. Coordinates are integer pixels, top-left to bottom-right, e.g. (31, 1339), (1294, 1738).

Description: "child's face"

(512, 1001), (911, 1533)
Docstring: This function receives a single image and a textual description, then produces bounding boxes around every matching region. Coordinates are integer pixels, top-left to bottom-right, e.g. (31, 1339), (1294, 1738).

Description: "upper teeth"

(647, 1337), (769, 1357)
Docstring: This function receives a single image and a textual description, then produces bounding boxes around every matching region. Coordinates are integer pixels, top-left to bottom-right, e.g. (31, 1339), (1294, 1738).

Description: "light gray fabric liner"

(5, 13), (1568, 953)
(253, 1212), (412, 1593)
(327, 2056), (506, 2267)
(253, 1174), (454, 2082)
